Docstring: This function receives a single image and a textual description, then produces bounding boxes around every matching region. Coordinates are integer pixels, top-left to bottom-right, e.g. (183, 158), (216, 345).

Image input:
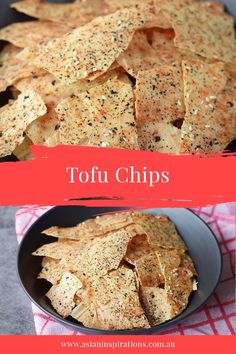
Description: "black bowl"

(17, 206), (222, 335)
(0, 0), (236, 162)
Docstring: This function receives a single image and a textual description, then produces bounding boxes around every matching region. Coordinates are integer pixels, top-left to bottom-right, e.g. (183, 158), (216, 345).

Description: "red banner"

(0, 335), (235, 354)
(0, 146), (235, 206)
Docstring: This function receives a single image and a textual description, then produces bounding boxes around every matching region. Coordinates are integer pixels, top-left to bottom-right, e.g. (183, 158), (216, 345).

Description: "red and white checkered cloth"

(15, 204), (236, 335)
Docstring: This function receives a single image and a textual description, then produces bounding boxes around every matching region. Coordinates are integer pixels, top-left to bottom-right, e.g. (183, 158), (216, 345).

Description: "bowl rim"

(17, 206), (223, 335)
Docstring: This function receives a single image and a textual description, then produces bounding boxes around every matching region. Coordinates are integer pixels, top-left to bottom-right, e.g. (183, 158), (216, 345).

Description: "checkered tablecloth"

(15, 204), (236, 335)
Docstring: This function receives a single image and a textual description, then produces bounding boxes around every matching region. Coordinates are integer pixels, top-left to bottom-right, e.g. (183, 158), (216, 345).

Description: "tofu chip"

(11, 0), (108, 26)
(137, 120), (181, 153)
(132, 212), (187, 252)
(135, 64), (185, 153)
(173, 3), (235, 62)
(0, 21), (72, 48)
(43, 212), (134, 240)
(135, 252), (164, 287)
(73, 267), (150, 330)
(38, 257), (69, 285)
(156, 248), (181, 274)
(56, 75), (139, 149)
(166, 267), (193, 316)
(117, 31), (162, 78)
(141, 287), (172, 326)
(33, 239), (93, 260)
(0, 91), (47, 157)
(125, 234), (153, 265)
(181, 253), (197, 276)
(46, 272), (82, 318)
(26, 109), (59, 146)
(13, 136), (32, 161)
(0, 45), (43, 93)
(73, 226), (139, 279)
(155, 0), (197, 21)
(20, 4), (165, 84)
(15, 71), (61, 107)
(180, 60), (236, 153)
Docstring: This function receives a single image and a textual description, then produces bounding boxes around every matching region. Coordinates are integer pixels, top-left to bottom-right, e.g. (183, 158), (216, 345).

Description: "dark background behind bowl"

(18, 206), (222, 335)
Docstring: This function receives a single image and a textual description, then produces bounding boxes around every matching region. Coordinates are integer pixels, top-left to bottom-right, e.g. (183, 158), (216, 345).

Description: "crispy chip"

(56, 75), (139, 149)
(125, 234), (153, 265)
(43, 212), (134, 240)
(11, 0), (108, 26)
(12, 136), (32, 161)
(26, 109), (59, 145)
(15, 71), (61, 107)
(135, 252), (164, 287)
(135, 64), (184, 152)
(156, 248), (181, 274)
(180, 253), (197, 276)
(180, 60), (236, 152)
(105, 0), (152, 11)
(166, 267), (193, 316)
(33, 239), (93, 260)
(0, 21), (72, 48)
(56, 67), (124, 98)
(73, 267), (150, 330)
(73, 226), (139, 279)
(0, 45), (44, 93)
(117, 31), (161, 78)
(155, 0), (197, 21)
(132, 212), (187, 252)
(46, 272), (82, 318)
(38, 257), (69, 285)
(19, 4), (167, 84)
(141, 287), (172, 326)
(173, 3), (235, 62)
(0, 91), (47, 157)
(137, 121), (181, 153)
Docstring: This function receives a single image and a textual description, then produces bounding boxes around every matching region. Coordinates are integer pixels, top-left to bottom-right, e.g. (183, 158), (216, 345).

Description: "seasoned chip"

(137, 120), (181, 153)
(43, 212), (134, 240)
(0, 91), (47, 157)
(173, 3), (235, 62)
(15, 71), (61, 107)
(56, 67), (124, 98)
(180, 253), (197, 276)
(33, 239), (93, 260)
(135, 252), (164, 287)
(0, 45), (44, 93)
(117, 31), (162, 78)
(105, 0), (152, 11)
(0, 21), (72, 48)
(12, 136), (32, 161)
(19, 4), (167, 84)
(73, 267), (150, 330)
(38, 257), (69, 285)
(132, 212), (187, 252)
(26, 109), (59, 145)
(73, 226), (139, 279)
(156, 248), (181, 274)
(125, 234), (152, 264)
(46, 272), (82, 318)
(166, 267), (193, 316)
(56, 75), (139, 149)
(11, 0), (108, 26)
(155, 0), (197, 20)
(180, 60), (236, 153)
(141, 287), (172, 326)
(135, 64), (184, 152)
(75, 225), (139, 278)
